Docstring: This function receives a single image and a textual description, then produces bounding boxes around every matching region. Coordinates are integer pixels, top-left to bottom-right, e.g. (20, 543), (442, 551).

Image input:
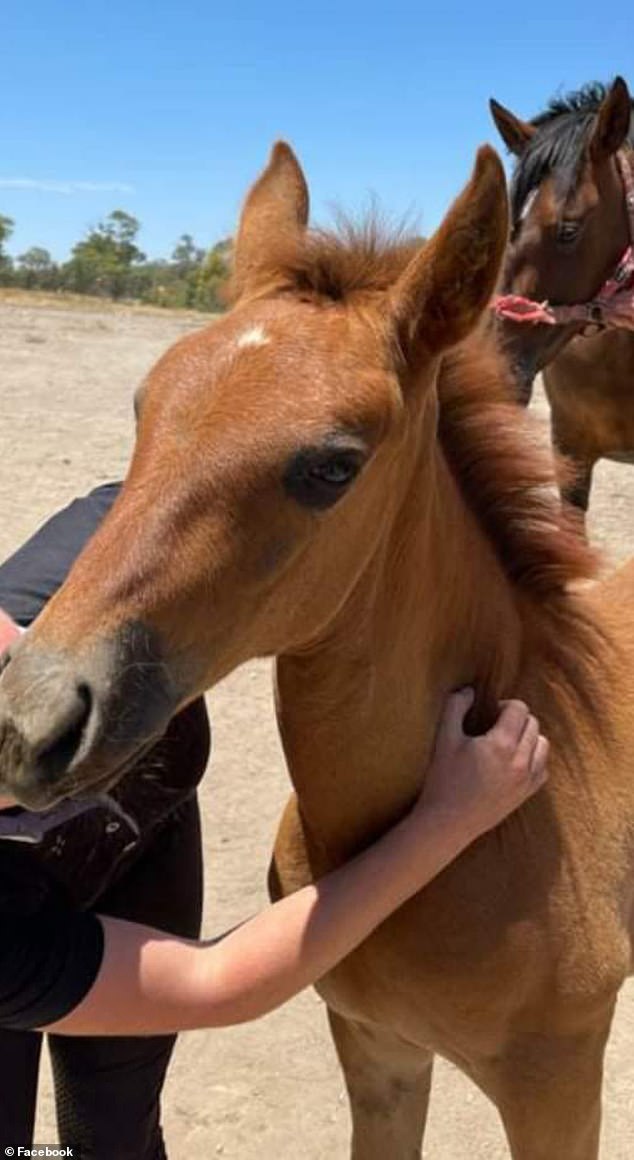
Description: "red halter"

(493, 150), (634, 332)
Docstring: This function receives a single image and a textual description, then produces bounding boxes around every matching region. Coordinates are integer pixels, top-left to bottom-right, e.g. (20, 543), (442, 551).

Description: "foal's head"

(0, 142), (508, 807)
(490, 77), (633, 388)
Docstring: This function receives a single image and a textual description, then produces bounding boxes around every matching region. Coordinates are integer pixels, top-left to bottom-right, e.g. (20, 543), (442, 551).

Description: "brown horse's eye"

(283, 443), (366, 510)
(556, 220), (581, 247)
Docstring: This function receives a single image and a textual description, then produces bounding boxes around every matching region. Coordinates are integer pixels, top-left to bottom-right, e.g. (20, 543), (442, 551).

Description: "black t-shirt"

(0, 485), (120, 1029)
(0, 844), (104, 1029)
(0, 482), (120, 626)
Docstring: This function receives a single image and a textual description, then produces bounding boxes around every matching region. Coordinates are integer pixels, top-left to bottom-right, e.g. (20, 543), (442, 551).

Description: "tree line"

(0, 210), (231, 312)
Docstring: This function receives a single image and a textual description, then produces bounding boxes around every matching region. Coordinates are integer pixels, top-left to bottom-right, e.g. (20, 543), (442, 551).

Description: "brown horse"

(490, 78), (634, 516)
(1, 143), (634, 1159)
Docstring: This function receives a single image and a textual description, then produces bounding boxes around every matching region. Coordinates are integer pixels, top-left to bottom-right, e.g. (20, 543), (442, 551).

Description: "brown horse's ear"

(588, 77), (631, 164)
(489, 98), (536, 156)
(233, 141), (309, 297)
(388, 146), (509, 364)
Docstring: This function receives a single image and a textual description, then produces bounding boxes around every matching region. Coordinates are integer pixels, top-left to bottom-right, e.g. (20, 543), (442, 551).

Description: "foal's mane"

(239, 218), (605, 722)
(510, 80), (634, 222)
(437, 330), (605, 730)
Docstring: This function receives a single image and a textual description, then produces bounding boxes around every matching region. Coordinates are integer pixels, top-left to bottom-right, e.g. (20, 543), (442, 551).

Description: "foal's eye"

(309, 457), (358, 486)
(556, 220), (581, 247)
(283, 444), (366, 510)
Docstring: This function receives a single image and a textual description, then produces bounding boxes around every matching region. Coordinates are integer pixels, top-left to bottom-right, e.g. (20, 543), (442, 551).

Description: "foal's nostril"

(33, 682), (93, 781)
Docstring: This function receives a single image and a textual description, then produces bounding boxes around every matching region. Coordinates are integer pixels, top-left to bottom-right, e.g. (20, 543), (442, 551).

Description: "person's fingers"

(437, 688), (475, 745)
(492, 699), (531, 744)
(530, 736), (550, 783)
(514, 714), (540, 765)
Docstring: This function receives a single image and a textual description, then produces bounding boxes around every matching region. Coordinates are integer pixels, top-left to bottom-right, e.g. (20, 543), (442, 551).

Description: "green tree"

(171, 233), (205, 271)
(151, 234), (207, 308)
(0, 215), (15, 283)
(64, 210), (145, 299)
(5, 211), (230, 312)
(194, 238), (231, 311)
(16, 246), (57, 290)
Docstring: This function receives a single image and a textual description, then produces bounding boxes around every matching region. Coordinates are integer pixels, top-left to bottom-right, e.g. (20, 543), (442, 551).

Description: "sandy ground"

(1, 297), (633, 1159)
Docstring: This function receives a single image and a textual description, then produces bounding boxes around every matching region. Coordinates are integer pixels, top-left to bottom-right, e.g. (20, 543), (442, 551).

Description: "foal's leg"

(474, 1020), (613, 1160)
(327, 1009), (433, 1160)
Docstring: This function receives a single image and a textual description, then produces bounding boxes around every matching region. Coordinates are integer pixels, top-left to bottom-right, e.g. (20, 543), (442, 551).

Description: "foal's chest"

(272, 787), (632, 1056)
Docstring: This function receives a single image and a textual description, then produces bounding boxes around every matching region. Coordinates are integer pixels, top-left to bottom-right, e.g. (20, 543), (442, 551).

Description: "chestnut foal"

(1, 144), (634, 1159)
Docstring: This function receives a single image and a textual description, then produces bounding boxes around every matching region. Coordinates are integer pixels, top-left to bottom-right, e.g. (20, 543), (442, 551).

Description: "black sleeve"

(0, 482), (122, 626)
(0, 846), (104, 1030)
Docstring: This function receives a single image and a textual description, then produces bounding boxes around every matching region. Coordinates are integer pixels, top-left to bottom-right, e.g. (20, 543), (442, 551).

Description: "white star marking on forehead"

(236, 325), (270, 348)
(519, 188), (538, 221)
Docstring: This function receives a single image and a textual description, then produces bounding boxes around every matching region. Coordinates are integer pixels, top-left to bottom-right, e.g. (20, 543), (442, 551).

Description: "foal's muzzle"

(0, 623), (177, 809)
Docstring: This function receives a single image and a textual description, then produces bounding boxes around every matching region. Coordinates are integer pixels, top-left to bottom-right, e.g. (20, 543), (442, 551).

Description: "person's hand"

(415, 688), (548, 842)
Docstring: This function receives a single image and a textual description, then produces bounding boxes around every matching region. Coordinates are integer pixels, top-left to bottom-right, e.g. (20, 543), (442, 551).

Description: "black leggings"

(0, 793), (203, 1159)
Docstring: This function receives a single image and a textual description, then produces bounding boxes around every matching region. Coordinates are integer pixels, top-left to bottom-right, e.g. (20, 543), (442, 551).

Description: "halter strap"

(0, 793), (140, 844)
(493, 149), (634, 333)
(619, 148), (634, 237)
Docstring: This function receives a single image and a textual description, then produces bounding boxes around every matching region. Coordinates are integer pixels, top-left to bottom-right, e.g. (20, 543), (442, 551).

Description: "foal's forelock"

(229, 220), (419, 310)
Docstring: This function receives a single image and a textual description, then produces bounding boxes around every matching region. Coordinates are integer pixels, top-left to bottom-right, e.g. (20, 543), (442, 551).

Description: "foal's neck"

(275, 439), (523, 856)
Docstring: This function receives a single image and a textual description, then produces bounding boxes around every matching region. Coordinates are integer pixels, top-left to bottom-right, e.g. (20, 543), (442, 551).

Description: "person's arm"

(43, 690), (548, 1037)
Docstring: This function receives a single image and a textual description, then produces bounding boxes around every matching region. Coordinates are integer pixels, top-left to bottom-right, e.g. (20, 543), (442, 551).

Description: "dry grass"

(0, 286), (219, 322)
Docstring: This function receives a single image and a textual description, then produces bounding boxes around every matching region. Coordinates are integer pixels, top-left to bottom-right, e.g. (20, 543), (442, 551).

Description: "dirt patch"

(1, 301), (632, 1158)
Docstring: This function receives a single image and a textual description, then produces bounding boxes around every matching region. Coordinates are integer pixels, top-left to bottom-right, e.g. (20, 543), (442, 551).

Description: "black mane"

(510, 81), (634, 222)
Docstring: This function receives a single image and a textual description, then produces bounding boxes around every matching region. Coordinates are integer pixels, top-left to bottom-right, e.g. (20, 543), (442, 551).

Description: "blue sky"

(2, 1), (631, 262)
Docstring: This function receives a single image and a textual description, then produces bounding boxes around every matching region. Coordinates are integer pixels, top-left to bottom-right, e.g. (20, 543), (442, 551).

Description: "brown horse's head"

(490, 77), (633, 395)
(0, 142), (508, 808)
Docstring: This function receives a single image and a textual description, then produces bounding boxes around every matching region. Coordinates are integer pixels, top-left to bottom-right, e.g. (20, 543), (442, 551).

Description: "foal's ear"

(233, 141), (309, 297)
(388, 146), (509, 363)
(489, 98), (536, 156)
(588, 77), (632, 164)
